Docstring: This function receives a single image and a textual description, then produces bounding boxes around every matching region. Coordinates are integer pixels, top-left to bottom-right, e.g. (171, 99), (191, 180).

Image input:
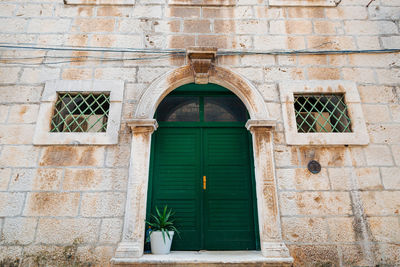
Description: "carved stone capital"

(245, 119), (276, 132)
(126, 119), (158, 133)
(187, 47), (217, 84)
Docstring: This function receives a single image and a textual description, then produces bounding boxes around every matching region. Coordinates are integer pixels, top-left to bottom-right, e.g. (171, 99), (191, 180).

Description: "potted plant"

(145, 205), (180, 255)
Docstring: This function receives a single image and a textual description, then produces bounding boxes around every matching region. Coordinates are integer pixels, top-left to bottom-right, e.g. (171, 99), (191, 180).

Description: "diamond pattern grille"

(294, 94), (352, 133)
(50, 93), (110, 133)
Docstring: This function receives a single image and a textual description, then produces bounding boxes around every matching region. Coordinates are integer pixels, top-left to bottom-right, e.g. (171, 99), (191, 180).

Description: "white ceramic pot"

(150, 231), (174, 255)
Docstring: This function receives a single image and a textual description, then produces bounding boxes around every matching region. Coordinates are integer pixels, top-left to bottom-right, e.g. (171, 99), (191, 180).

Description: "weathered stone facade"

(0, 0), (399, 266)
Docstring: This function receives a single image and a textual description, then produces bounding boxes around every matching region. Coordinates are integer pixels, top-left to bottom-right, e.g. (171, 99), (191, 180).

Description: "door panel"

(152, 128), (201, 250)
(203, 128), (255, 250)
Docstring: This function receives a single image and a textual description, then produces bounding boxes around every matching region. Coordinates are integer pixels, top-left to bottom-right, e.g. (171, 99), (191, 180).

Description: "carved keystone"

(187, 47), (217, 84)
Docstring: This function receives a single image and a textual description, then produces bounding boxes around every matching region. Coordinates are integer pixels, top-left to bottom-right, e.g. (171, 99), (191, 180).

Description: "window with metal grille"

(294, 94), (351, 133)
(50, 93), (110, 133)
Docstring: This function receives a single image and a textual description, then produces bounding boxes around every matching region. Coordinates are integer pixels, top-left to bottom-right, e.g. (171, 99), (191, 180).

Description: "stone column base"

(261, 242), (293, 261)
(114, 241), (142, 258)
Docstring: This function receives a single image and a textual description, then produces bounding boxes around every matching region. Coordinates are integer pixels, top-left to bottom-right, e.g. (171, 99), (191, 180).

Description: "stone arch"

(134, 65), (270, 120)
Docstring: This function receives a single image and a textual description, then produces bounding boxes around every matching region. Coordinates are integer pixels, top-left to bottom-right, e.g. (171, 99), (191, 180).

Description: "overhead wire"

(0, 43), (186, 54)
(0, 43), (186, 66)
(0, 54), (183, 66)
(0, 42), (399, 66)
(218, 48), (400, 56)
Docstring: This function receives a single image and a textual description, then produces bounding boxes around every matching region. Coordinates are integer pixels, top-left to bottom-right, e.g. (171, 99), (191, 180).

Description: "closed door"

(147, 83), (258, 250)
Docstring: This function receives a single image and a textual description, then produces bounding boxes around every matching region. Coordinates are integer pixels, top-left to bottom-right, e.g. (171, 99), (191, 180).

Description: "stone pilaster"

(246, 120), (293, 261)
(114, 119), (158, 258)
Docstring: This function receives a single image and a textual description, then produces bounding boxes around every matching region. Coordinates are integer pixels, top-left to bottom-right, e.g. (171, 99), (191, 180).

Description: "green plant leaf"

(161, 228), (166, 243)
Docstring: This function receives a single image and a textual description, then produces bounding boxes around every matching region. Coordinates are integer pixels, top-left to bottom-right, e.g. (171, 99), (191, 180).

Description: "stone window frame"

(269, 0), (337, 7)
(64, 0), (135, 5)
(33, 80), (124, 145)
(168, 0), (235, 6)
(279, 80), (369, 146)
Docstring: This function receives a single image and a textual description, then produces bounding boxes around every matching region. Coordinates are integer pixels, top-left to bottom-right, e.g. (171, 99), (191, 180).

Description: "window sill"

(283, 133), (369, 146)
(33, 132), (118, 145)
(64, 0), (135, 6)
(269, 0), (337, 7)
(168, 0), (235, 6)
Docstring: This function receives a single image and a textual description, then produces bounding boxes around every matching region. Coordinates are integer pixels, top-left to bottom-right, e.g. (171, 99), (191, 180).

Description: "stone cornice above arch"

(126, 119), (158, 133)
(134, 65), (272, 121)
(246, 120), (277, 131)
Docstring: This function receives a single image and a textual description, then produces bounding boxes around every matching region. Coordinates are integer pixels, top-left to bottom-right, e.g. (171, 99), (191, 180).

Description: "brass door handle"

(203, 176), (206, 190)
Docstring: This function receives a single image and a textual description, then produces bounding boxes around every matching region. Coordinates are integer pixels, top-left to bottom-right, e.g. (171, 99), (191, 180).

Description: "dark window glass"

(204, 96), (247, 122)
(50, 93), (110, 133)
(157, 97), (200, 122)
(294, 94), (352, 133)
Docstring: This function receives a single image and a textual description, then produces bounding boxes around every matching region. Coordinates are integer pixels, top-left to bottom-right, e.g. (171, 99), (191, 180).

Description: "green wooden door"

(151, 127), (202, 249)
(147, 83), (258, 251)
(203, 128), (256, 250)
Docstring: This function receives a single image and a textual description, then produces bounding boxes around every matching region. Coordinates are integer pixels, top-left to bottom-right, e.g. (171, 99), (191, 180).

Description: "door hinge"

(203, 175), (206, 190)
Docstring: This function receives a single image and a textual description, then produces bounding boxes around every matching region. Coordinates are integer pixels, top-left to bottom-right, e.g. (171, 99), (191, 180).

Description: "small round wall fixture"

(307, 160), (321, 174)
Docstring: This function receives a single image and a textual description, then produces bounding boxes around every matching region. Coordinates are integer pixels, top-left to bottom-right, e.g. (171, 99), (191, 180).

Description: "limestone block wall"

(0, 0), (399, 266)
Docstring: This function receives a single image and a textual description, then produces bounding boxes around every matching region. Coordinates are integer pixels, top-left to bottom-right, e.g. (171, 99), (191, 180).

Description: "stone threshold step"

(112, 251), (293, 267)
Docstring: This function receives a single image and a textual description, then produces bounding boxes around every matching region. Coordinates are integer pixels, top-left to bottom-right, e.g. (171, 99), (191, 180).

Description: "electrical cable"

(0, 54), (182, 65)
(0, 43), (186, 54)
(1, 43), (399, 55)
(0, 43), (399, 66)
(218, 48), (400, 56)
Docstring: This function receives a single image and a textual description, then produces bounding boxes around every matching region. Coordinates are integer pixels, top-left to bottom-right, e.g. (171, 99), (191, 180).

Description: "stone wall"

(0, 0), (399, 266)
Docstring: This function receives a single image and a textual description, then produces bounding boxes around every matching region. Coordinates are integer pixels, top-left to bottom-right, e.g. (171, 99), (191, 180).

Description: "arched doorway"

(114, 65), (292, 262)
(147, 83), (260, 250)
